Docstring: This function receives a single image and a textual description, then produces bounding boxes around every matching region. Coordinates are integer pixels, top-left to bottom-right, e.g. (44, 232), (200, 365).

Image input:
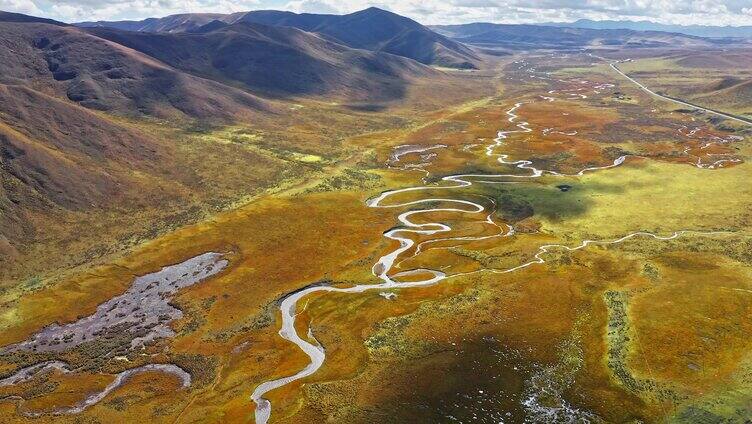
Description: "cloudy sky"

(3, 0), (752, 26)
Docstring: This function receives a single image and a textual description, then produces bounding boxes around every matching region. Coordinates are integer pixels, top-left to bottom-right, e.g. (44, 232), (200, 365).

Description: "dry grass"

(3, 51), (752, 423)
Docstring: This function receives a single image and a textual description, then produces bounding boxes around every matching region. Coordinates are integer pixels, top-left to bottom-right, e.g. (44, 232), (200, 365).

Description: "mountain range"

(77, 7), (480, 69)
(431, 23), (738, 50)
(86, 22), (435, 99)
(549, 19), (752, 39)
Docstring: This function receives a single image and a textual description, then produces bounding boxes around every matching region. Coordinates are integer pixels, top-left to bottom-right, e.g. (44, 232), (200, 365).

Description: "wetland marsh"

(2, 41), (752, 424)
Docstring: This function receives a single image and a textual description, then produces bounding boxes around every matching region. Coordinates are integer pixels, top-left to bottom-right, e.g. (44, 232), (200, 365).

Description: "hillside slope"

(662, 51), (752, 116)
(77, 7), (479, 69)
(0, 21), (269, 121)
(87, 21), (437, 100)
(0, 18), (274, 283)
(0, 10), (68, 26)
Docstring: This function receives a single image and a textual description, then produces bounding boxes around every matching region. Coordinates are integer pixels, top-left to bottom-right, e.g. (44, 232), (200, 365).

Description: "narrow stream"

(251, 72), (729, 422)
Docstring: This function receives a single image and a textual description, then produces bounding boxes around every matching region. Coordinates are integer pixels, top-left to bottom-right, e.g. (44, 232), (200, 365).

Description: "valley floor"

(2, 51), (752, 423)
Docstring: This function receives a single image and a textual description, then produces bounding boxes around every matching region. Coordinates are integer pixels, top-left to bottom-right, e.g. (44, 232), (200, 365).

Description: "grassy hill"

(77, 7), (480, 69)
(87, 21), (437, 101)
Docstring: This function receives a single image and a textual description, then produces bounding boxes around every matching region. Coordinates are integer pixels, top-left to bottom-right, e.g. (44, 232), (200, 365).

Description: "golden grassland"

(2, 52), (752, 423)
(0, 59), (507, 422)
(0, 66), (500, 304)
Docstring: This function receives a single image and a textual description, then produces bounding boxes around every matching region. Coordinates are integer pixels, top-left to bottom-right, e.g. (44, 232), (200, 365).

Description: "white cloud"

(5, 0), (752, 26)
(0, 0), (42, 15)
(285, 0), (339, 14)
(30, 0), (263, 21)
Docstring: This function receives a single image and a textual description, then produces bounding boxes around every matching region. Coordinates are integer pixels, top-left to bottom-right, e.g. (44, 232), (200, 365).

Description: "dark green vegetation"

(490, 181), (600, 222)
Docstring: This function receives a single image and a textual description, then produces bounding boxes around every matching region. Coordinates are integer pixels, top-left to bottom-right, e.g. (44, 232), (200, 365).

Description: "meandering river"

(250, 87), (723, 422)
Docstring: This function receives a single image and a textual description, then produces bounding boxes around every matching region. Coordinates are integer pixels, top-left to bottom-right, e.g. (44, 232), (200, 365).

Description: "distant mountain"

(77, 12), (238, 33)
(550, 19), (752, 39)
(431, 23), (728, 50)
(77, 7), (479, 69)
(236, 8), (479, 69)
(86, 21), (436, 100)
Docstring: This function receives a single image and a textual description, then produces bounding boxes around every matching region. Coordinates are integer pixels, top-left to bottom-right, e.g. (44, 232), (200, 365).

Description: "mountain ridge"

(430, 22), (735, 50)
(85, 20), (438, 100)
(548, 19), (752, 39)
(76, 7), (480, 69)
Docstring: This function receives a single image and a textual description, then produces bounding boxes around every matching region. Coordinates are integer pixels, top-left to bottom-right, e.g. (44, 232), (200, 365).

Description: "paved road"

(609, 62), (752, 126)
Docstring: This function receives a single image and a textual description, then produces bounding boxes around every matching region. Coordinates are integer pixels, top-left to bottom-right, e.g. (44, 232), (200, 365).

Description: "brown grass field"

(2, 50), (752, 423)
